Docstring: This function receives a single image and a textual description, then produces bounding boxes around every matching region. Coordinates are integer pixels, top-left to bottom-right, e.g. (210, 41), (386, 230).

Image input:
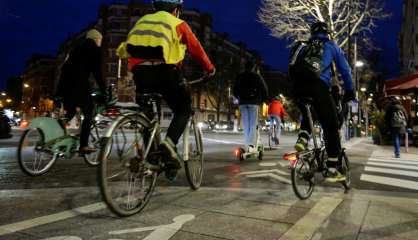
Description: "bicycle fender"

(29, 117), (65, 143)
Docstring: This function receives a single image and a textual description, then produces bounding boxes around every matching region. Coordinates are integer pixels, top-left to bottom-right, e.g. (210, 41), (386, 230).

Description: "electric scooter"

(235, 124), (264, 162)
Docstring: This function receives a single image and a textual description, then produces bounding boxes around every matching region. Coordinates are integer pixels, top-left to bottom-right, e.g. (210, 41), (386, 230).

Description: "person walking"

(233, 60), (268, 152)
(385, 97), (408, 158)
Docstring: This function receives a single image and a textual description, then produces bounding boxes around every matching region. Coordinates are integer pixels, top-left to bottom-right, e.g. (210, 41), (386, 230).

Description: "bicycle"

(98, 76), (206, 217)
(17, 92), (108, 176)
(283, 97), (351, 200)
(268, 116), (280, 149)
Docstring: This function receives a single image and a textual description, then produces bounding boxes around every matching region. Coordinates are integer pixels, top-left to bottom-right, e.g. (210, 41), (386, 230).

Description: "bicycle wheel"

(17, 128), (57, 176)
(340, 151), (351, 190)
(184, 118), (204, 190)
(98, 115), (157, 216)
(83, 125), (101, 166)
(291, 154), (315, 200)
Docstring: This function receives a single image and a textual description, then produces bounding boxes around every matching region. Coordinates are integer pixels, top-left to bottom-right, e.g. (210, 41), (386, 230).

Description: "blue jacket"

(310, 33), (353, 91)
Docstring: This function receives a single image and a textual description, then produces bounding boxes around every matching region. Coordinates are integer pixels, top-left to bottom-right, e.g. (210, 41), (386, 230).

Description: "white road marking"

(259, 162), (278, 167)
(368, 157), (418, 164)
(239, 169), (289, 176)
(110, 214), (195, 240)
(245, 173), (291, 184)
(360, 174), (418, 190)
(41, 237), (82, 240)
(366, 162), (418, 171)
(279, 197), (343, 240)
(0, 202), (105, 236)
(343, 138), (363, 149)
(365, 166), (418, 178)
(203, 138), (242, 145)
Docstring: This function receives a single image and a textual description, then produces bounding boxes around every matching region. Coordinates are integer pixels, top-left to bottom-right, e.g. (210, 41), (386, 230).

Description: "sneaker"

(160, 138), (181, 181)
(247, 145), (256, 153)
(395, 154), (400, 158)
(325, 168), (346, 183)
(294, 137), (308, 152)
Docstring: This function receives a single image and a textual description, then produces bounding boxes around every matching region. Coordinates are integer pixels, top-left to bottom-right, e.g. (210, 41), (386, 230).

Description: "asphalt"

(0, 132), (417, 240)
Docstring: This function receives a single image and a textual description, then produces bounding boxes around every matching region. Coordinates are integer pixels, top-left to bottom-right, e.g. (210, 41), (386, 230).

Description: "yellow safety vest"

(117, 11), (187, 65)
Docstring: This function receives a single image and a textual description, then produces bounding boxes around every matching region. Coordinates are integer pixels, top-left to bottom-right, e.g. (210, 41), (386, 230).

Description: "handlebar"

(180, 73), (212, 87)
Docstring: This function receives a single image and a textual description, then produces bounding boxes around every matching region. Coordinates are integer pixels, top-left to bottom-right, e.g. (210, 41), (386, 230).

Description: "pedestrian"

(385, 97), (408, 158)
(233, 60), (268, 153)
(268, 95), (286, 144)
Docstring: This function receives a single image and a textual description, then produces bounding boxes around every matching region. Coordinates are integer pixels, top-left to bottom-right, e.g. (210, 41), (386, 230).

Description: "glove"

(342, 90), (356, 103)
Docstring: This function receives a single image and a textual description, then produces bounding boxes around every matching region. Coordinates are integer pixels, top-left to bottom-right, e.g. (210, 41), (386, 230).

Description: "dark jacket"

(56, 39), (106, 105)
(233, 70), (268, 105)
(385, 101), (408, 134)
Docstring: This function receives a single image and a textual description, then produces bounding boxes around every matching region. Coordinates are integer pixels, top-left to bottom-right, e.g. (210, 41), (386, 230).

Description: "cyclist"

(268, 96), (286, 145)
(56, 29), (107, 154)
(117, 0), (216, 180)
(289, 21), (355, 182)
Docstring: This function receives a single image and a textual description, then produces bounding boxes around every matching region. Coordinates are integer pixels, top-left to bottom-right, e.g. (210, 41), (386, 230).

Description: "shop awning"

(385, 74), (418, 95)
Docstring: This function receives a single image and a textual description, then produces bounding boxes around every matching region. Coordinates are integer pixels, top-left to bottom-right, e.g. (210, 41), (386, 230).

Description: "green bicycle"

(17, 93), (108, 176)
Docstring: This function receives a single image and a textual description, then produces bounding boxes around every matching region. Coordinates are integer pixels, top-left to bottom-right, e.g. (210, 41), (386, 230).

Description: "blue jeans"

(269, 115), (282, 140)
(391, 131), (401, 156)
(240, 105), (259, 146)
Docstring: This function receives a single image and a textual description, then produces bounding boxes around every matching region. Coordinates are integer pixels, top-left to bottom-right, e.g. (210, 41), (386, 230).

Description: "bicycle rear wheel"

(83, 125), (101, 166)
(184, 118), (204, 190)
(340, 150), (351, 190)
(17, 128), (56, 176)
(291, 154), (315, 200)
(98, 115), (157, 216)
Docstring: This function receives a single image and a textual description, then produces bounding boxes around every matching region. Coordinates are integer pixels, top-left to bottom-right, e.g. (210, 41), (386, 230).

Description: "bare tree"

(258, 0), (389, 48)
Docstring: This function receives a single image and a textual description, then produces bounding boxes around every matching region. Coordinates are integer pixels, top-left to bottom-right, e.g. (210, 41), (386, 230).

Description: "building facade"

(400, 0), (418, 74)
(22, 54), (56, 116)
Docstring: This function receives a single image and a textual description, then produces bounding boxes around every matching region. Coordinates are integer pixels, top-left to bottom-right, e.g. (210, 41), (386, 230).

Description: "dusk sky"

(0, 0), (403, 90)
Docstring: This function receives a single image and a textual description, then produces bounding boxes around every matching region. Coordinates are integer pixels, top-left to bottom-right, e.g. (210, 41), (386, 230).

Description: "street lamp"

(1, 92), (6, 96)
(355, 61), (365, 68)
(6, 99), (12, 103)
(360, 87), (367, 92)
(24, 83), (30, 88)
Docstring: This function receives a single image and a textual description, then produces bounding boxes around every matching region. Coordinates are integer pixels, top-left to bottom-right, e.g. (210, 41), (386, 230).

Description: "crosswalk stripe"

(369, 157), (418, 164)
(246, 173), (291, 184)
(365, 166), (418, 178)
(239, 169), (289, 176)
(360, 174), (418, 190)
(367, 162), (418, 171)
(366, 158), (418, 166)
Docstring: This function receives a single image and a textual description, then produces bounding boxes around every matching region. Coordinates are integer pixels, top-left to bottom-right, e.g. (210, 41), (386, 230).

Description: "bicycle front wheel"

(98, 115), (157, 216)
(17, 128), (56, 176)
(291, 154), (315, 200)
(83, 125), (101, 166)
(184, 118), (204, 190)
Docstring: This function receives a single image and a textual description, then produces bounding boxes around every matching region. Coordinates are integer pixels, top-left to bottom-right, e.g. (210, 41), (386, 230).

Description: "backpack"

(289, 39), (327, 79)
(391, 108), (407, 128)
(236, 72), (261, 102)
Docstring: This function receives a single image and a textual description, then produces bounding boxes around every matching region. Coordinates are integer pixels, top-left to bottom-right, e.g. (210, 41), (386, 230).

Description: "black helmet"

(153, 0), (183, 12)
(310, 21), (329, 34)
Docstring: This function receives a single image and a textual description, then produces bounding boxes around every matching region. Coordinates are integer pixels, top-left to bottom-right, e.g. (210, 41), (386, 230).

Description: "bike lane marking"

(278, 197), (343, 240)
(0, 202), (106, 236)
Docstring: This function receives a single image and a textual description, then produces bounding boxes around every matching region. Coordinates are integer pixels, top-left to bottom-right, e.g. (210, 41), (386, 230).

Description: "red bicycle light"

(234, 148), (241, 157)
(20, 120), (29, 129)
(283, 152), (298, 161)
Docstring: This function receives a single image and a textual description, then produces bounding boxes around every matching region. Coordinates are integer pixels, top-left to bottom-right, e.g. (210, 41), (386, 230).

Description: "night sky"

(0, 0), (403, 90)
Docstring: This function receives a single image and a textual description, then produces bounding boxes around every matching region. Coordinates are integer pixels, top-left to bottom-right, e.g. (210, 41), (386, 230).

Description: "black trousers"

(293, 79), (341, 158)
(132, 65), (192, 145)
(64, 99), (94, 148)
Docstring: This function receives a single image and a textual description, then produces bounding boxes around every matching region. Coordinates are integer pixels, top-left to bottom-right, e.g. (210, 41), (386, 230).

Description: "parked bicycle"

(17, 91), (108, 176)
(98, 75), (207, 216)
(283, 97), (351, 200)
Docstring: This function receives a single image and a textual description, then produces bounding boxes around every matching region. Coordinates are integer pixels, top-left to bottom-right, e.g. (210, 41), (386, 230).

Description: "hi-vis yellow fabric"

(117, 11), (187, 64)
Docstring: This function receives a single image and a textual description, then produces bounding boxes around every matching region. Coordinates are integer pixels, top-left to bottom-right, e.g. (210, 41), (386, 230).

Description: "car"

(214, 121), (233, 131)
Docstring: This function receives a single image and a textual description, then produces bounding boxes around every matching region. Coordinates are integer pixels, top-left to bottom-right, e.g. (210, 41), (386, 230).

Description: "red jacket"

(128, 22), (215, 72)
(268, 100), (286, 119)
